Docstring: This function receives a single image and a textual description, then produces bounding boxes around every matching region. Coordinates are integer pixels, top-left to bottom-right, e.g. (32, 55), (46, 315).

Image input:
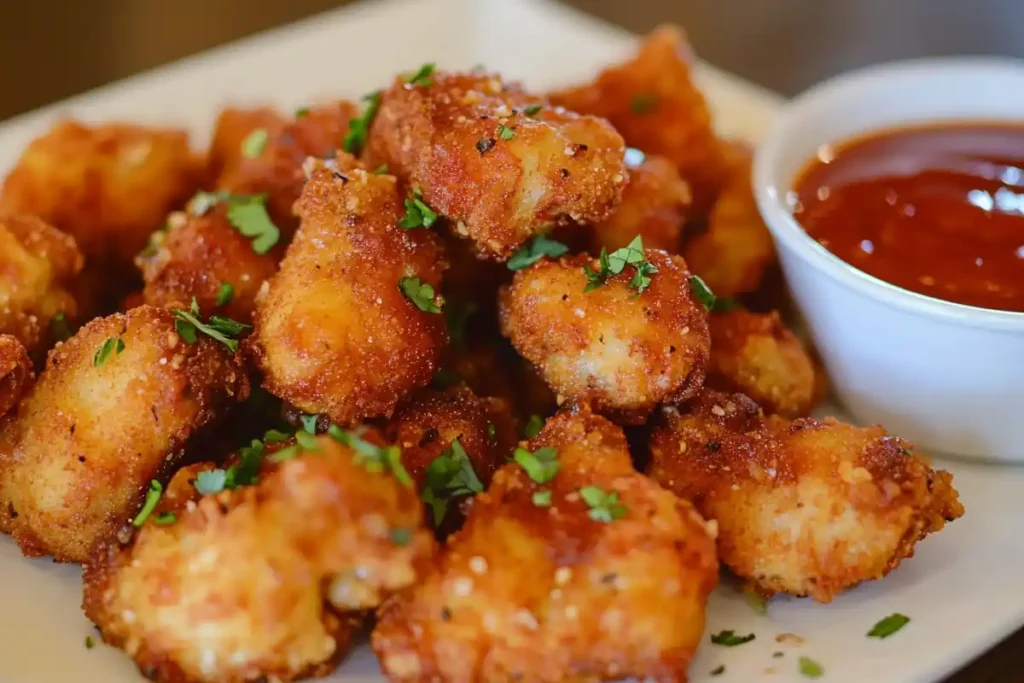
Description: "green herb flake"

(630, 92), (658, 114)
(523, 104), (543, 117)
(51, 311), (73, 342)
(523, 414), (545, 439)
(189, 190), (230, 216)
(513, 446), (559, 484)
(799, 656), (824, 679)
(263, 429), (292, 444)
(342, 90), (382, 155)
(300, 414), (320, 434)
(215, 282), (234, 307)
(85, 636), (95, 649)
(498, 125), (515, 141)
(295, 107), (310, 118)
(329, 426), (412, 486)
(93, 337), (125, 368)
(241, 128), (269, 158)
(743, 585), (768, 615)
(444, 299), (477, 346)
(486, 421), (497, 439)
(398, 189), (439, 230)
(583, 236), (657, 294)
(900, 446), (914, 456)
(689, 274), (716, 311)
(132, 480), (164, 527)
(868, 613), (910, 639)
(194, 469), (227, 495)
(294, 430), (320, 451)
(421, 438), (485, 525)
(226, 196), (280, 254)
(532, 490), (552, 507)
(710, 630), (756, 647)
(374, 163), (389, 175)
(153, 512), (177, 525)
(226, 439), (264, 486)
(580, 485), (627, 523)
(171, 298), (250, 352)
(399, 277), (443, 314)
(391, 528), (412, 546)
(507, 235), (568, 271)
(406, 63), (436, 87)
(712, 296), (739, 313)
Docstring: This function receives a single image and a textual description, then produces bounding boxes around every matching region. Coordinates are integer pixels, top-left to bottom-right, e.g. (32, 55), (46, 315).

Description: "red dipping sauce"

(793, 122), (1024, 312)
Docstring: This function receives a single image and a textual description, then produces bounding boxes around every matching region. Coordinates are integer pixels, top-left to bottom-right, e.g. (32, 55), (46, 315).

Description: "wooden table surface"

(0, 0), (1021, 680)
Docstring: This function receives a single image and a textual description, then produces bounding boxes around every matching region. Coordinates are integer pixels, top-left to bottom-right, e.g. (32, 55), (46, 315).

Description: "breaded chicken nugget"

(373, 406), (719, 682)
(136, 205), (279, 323)
(0, 335), (32, 418)
(210, 101), (357, 236)
(85, 431), (434, 683)
(708, 309), (816, 417)
(499, 248), (710, 423)
(366, 70), (627, 259)
(251, 161), (447, 426)
(549, 26), (726, 213)
(589, 151), (690, 254)
(386, 386), (517, 531)
(682, 141), (775, 298)
(648, 391), (964, 603)
(0, 305), (248, 562)
(0, 120), (200, 270)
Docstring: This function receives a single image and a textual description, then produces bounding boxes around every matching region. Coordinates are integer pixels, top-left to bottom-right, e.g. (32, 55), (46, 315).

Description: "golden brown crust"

(648, 391), (964, 603)
(251, 163), (447, 425)
(549, 25), (726, 213)
(498, 250), (710, 424)
(682, 141), (775, 298)
(84, 433), (434, 683)
(0, 335), (32, 418)
(373, 407), (718, 682)
(0, 120), (201, 269)
(0, 305), (248, 562)
(210, 101), (358, 237)
(0, 212), (83, 355)
(136, 206), (279, 322)
(707, 309), (816, 417)
(366, 71), (627, 259)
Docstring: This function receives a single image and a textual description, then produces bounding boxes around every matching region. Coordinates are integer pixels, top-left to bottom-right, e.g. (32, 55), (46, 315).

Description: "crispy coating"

(0, 212), (83, 355)
(589, 153), (690, 254)
(549, 26), (726, 213)
(84, 433), (435, 683)
(210, 101), (357, 236)
(366, 71), (627, 259)
(682, 141), (775, 298)
(136, 206), (279, 322)
(0, 120), (201, 269)
(0, 335), (32, 418)
(373, 407), (719, 682)
(648, 392), (964, 603)
(499, 250), (710, 424)
(0, 305), (248, 562)
(707, 309), (816, 417)
(251, 162), (447, 425)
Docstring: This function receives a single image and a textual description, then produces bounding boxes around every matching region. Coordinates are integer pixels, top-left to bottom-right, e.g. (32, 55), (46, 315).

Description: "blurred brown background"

(0, 0), (1021, 680)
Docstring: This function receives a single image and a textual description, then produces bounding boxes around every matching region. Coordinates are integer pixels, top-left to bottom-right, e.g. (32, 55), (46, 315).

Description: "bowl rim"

(752, 55), (1024, 333)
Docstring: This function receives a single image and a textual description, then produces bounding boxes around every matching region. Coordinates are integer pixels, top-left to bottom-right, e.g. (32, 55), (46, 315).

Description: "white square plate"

(1, 1), (1021, 681)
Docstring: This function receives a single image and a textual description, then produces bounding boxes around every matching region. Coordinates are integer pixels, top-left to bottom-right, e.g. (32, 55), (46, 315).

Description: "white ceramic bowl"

(753, 58), (1024, 462)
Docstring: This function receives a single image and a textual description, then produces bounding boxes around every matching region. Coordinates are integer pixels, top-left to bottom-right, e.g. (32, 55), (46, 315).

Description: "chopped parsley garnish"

(406, 63), (436, 87)
(513, 446), (559, 484)
(241, 128), (269, 158)
(85, 636), (95, 649)
(630, 92), (658, 114)
(867, 613), (910, 638)
(584, 236), (658, 294)
(189, 190), (228, 216)
(93, 337), (125, 367)
(799, 656), (824, 678)
(507, 235), (568, 271)
(532, 490), (552, 507)
(399, 277), (443, 313)
(421, 438), (484, 525)
(269, 431), (319, 462)
(498, 125), (515, 140)
(263, 428), (291, 443)
(444, 299), (477, 346)
(172, 298), (250, 352)
(295, 107), (310, 118)
(194, 469), (227, 495)
(300, 414), (320, 434)
(194, 439), (265, 494)
(153, 512), (177, 525)
(391, 528), (412, 546)
(374, 163), (389, 175)
(294, 430), (319, 451)
(523, 414), (545, 439)
(713, 297), (739, 313)
(398, 189), (439, 229)
(743, 585), (768, 615)
(342, 90), (382, 155)
(689, 275), (717, 311)
(50, 311), (73, 342)
(580, 485), (627, 523)
(900, 447), (914, 456)
(710, 630), (756, 647)
(328, 425), (412, 486)
(523, 104), (543, 117)
(226, 196), (280, 254)
(215, 282), (234, 307)
(132, 480), (163, 527)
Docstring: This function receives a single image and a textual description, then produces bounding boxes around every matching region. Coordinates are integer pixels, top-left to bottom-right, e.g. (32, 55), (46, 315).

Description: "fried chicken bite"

(499, 249), (710, 424)
(210, 101), (358, 237)
(0, 335), (31, 418)
(588, 151), (690, 254)
(0, 120), (201, 271)
(373, 406), (719, 682)
(708, 309), (816, 417)
(136, 204), (279, 322)
(84, 430), (435, 683)
(366, 71), (627, 259)
(648, 391), (964, 603)
(682, 141), (775, 298)
(549, 25), (726, 213)
(0, 305), (248, 562)
(251, 160), (447, 426)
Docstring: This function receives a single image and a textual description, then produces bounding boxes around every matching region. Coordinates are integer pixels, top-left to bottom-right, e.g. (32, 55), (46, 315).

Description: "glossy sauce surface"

(793, 122), (1024, 312)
